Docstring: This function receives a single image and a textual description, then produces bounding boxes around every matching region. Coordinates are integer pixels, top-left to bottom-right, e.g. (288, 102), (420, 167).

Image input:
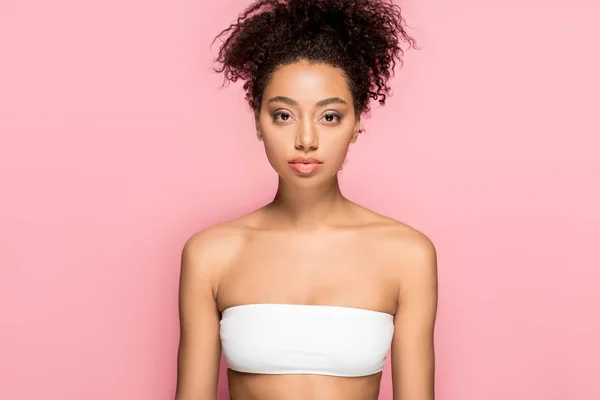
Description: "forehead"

(264, 61), (352, 103)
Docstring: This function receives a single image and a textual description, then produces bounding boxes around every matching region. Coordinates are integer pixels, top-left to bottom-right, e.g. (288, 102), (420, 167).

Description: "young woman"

(175, 1), (438, 399)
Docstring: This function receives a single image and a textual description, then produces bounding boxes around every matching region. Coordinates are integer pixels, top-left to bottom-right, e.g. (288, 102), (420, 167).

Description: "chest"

(216, 232), (398, 313)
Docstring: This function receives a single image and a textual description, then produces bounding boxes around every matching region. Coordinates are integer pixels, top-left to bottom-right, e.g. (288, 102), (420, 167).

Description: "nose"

(294, 121), (319, 152)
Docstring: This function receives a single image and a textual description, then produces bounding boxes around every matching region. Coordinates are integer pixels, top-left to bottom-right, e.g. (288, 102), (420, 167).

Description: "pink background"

(1, 0), (599, 399)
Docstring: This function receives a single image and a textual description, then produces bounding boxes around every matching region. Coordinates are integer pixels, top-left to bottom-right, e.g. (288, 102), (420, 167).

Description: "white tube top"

(219, 303), (394, 377)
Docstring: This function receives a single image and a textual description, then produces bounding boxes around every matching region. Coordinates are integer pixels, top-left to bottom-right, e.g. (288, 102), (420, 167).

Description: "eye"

(273, 111), (293, 122)
(322, 112), (341, 124)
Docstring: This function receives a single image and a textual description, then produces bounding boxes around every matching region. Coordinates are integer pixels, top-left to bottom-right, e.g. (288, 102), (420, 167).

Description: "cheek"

(262, 132), (288, 153)
(261, 136), (290, 171)
(319, 130), (354, 156)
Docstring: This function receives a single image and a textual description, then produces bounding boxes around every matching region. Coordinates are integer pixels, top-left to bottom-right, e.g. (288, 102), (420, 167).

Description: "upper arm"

(175, 232), (223, 400)
(391, 231), (438, 400)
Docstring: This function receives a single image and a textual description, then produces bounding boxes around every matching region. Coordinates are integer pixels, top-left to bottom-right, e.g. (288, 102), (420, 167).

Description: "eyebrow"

(267, 96), (348, 107)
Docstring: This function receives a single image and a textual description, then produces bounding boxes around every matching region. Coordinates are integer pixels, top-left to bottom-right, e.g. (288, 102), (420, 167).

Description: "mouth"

(288, 157), (324, 174)
(288, 157), (324, 165)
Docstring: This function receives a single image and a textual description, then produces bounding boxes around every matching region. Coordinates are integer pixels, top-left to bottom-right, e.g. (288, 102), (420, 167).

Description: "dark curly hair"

(212, 0), (417, 117)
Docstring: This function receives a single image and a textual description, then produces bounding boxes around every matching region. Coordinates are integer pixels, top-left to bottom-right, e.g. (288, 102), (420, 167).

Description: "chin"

(280, 170), (336, 186)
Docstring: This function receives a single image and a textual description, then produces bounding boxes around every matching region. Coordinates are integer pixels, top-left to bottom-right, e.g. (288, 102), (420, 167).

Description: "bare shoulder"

(357, 206), (437, 277)
(176, 218), (254, 397)
(379, 220), (438, 302)
(183, 220), (247, 260)
(385, 220), (437, 269)
(359, 213), (438, 320)
(180, 217), (252, 292)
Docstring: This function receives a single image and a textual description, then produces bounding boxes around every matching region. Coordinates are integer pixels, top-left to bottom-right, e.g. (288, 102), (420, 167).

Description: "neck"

(266, 175), (348, 230)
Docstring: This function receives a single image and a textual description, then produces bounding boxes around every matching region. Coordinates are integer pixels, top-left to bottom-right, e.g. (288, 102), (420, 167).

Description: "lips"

(288, 157), (323, 174)
(288, 157), (324, 165)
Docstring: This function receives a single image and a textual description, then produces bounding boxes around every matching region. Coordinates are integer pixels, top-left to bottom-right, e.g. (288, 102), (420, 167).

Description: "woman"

(175, 0), (438, 399)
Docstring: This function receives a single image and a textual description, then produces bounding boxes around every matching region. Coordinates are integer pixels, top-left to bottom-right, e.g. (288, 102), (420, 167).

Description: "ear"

(350, 117), (361, 143)
(254, 113), (263, 142)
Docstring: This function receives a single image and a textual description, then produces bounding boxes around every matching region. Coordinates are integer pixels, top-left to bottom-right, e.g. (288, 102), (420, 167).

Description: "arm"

(391, 232), (438, 400)
(175, 233), (222, 400)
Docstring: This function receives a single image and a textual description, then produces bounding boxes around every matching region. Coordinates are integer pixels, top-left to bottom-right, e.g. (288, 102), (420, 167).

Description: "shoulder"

(183, 220), (247, 258)
(382, 222), (438, 299)
(361, 211), (437, 282)
(358, 206), (436, 254)
(387, 222), (436, 267)
(180, 218), (250, 291)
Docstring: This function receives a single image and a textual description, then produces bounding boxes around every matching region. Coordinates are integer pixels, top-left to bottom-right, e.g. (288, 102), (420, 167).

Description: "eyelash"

(272, 111), (342, 124)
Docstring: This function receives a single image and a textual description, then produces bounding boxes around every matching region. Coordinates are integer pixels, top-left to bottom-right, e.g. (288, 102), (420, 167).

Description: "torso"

(210, 201), (415, 400)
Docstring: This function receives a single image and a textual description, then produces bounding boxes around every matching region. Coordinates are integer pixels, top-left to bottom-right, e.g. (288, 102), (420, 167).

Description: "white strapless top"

(219, 303), (395, 377)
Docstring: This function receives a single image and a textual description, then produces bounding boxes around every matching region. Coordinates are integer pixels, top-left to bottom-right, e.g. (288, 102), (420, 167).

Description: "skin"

(175, 60), (438, 400)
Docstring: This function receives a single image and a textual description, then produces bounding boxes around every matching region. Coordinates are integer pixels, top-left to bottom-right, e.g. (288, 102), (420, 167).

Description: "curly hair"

(212, 0), (417, 117)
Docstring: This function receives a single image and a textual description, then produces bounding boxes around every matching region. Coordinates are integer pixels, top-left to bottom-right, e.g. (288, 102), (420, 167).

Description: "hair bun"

(213, 0), (417, 116)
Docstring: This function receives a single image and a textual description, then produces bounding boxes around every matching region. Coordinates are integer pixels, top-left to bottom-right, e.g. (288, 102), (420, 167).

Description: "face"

(255, 61), (360, 187)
